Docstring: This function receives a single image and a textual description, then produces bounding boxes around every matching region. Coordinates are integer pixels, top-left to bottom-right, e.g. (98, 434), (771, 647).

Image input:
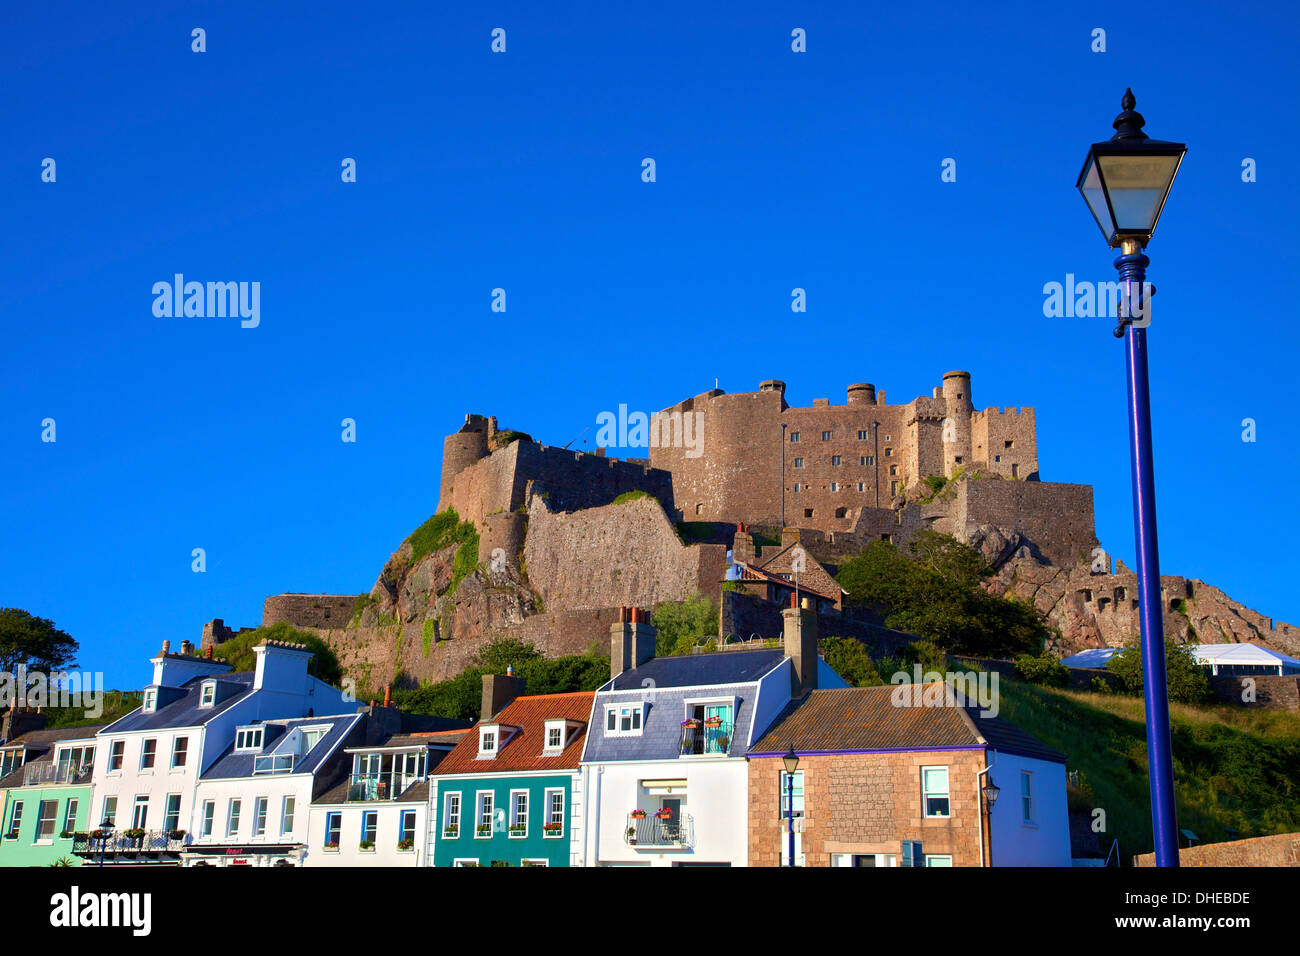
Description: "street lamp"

(97, 818), (113, 868)
(981, 775), (1000, 812)
(1076, 88), (1186, 868)
(782, 747), (799, 868)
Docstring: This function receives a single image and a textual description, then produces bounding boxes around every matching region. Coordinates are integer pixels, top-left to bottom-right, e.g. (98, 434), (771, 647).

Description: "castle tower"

(847, 383), (877, 405)
(941, 371), (974, 478)
(438, 414), (490, 510)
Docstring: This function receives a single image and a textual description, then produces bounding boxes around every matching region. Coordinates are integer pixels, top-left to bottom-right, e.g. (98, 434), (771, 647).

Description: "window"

(444, 792), (462, 836)
(0, 749), (22, 778)
(164, 794), (181, 833)
(235, 727), (264, 752)
(831, 455), (842, 466)
(478, 727), (497, 756)
(925, 855), (953, 867)
(606, 704), (644, 736)
(861, 455), (874, 466)
(254, 797), (268, 837)
(835, 507), (848, 518)
(226, 799), (241, 837)
(1004, 440), (1014, 449)
(453, 858), (479, 867)
(858, 430), (868, 440)
(789, 431), (800, 443)
(101, 796), (117, 828)
(885, 447), (893, 457)
(55, 744), (94, 780)
(830, 482), (839, 492)
(361, 811), (377, 846)
(299, 727), (326, 754)
(509, 791), (528, 837)
(1021, 771), (1034, 823)
(545, 790), (565, 837)
(889, 464), (897, 476)
(543, 721), (567, 753)
(200, 801), (214, 838)
(132, 795), (149, 830)
(199, 682), (216, 707)
(475, 792), (493, 838)
(35, 800), (58, 841)
(521, 858), (550, 866)
(139, 738), (157, 770)
(171, 737), (188, 769)
(793, 457), (804, 468)
(108, 741), (124, 772)
(821, 431), (831, 441)
(281, 797), (296, 836)
(884, 434), (891, 441)
(793, 482), (802, 492)
(62, 799), (79, 837)
(1011, 464), (1019, 477)
(994, 455), (1001, 462)
(325, 812), (341, 848)
(6, 801), (23, 838)
(804, 508), (814, 518)
(142, 689), (157, 713)
(857, 482), (865, 492)
(922, 766), (950, 818)
(779, 770), (805, 818)
(399, 809), (416, 846)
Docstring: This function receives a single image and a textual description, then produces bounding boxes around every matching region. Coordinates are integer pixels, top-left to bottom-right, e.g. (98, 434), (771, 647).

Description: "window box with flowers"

(323, 841), (340, 852)
(442, 824), (459, 839)
(508, 824), (527, 839)
(629, 809), (647, 820)
(358, 839), (375, 851)
(703, 717), (724, 729)
(475, 824), (492, 838)
(397, 838), (415, 851)
(123, 828), (145, 844)
(654, 808), (673, 821)
(542, 822), (564, 838)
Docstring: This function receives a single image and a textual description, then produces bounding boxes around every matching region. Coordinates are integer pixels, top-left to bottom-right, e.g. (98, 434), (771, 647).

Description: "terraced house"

(431, 680), (593, 867)
(0, 711), (103, 868)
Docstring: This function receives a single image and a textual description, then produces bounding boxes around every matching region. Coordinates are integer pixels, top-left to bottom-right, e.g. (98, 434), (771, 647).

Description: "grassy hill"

(998, 679), (1300, 861)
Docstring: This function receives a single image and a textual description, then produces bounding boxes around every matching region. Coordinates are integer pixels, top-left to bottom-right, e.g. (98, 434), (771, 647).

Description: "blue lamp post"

(782, 747), (799, 867)
(1077, 89), (1186, 867)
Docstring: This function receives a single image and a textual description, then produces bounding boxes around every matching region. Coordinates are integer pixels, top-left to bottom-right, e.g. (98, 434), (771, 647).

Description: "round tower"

(847, 383), (876, 405)
(439, 414), (490, 508)
(940, 371), (974, 477)
(759, 379), (787, 396)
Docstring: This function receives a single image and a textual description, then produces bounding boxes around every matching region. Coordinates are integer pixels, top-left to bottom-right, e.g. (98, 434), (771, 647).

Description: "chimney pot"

(161, 640), (171, 655)
(206, 645), (214, 659)
(383, 685), (392, 708)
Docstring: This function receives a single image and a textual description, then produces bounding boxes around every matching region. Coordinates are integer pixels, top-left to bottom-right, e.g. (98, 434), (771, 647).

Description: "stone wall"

(1134, 831), (1300, 867)
(748, 750), (986, 867)
(522, 495), (726, 612)
(262, 593), (361, 630)
(1209, 674), (1300, 710)
(955, 479), (1097, 569)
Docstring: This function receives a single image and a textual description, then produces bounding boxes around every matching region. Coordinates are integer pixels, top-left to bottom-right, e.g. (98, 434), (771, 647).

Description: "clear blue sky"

(3, 1), (1297, 689)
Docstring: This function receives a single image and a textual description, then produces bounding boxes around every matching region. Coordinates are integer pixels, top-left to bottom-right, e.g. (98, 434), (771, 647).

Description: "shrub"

(1014, 651), (1070, 687)
(651, 594), (719, 656)
(612, 490), (652, 504)
(1106, 639), (1212, 705)
(407, 508), (477, 565)
(210, 622), (344, 686)
(821, 636), (883, 687)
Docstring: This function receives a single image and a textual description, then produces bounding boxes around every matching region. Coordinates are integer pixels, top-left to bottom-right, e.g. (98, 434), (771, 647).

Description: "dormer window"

(543, 720), (571, 754)
(199, 681), (216, 708)
(235, 727), (264, 752)
(142, 689), (157, 713)
(478, 726), (498, 757)
(605, 704), (644, 737)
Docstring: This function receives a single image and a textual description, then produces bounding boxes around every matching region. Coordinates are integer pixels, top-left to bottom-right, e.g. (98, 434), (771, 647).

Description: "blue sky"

(3, 1), (1297, 689)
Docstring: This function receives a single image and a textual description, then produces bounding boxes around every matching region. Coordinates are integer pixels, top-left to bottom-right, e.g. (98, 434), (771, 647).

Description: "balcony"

(678, 722), (734, 757)
(253, 753), (296, 775)
(23, 762), (92, 786)
(71, 830), (187, 857)
(346, 772), (421, 802)
(624, 813), (694, 849)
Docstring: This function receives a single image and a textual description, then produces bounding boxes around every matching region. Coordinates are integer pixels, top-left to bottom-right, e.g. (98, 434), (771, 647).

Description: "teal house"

(0, 721), (103, 868)
(431, 685), (593, 867)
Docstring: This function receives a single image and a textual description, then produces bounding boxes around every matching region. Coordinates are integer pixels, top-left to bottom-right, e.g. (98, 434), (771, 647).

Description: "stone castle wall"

(1134, 831), (1300, 866)
(262, 593), (360, 630)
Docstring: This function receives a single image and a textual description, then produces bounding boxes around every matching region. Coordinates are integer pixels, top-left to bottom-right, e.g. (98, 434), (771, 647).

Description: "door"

(659, 798), (681, 841)
(703, 705), (732, 754)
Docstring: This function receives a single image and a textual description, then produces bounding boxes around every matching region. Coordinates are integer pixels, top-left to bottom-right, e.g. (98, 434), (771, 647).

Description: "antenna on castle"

(562, 426), (589, 450)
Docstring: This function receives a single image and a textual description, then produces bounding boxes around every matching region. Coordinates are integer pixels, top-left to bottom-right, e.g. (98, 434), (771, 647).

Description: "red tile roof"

(432, 692), (595, 776)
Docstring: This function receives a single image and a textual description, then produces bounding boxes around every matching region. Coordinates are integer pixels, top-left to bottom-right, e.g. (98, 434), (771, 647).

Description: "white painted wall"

(986, 752), (1071, 866)
(303, 802), (427, 867)
(187, 774), (313, 852)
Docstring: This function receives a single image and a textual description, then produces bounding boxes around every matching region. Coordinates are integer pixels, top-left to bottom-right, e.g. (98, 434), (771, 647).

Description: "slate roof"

(748, 685), (1065, 764)
(584, 682), (768, 763)
(100, 673), (256, 734)
(0, 724), (106, 790)
(202, 713), (362, 780)
(433, 692), (594, 776)
(603, 649), (785, 690)
(311, 727), (472, 804)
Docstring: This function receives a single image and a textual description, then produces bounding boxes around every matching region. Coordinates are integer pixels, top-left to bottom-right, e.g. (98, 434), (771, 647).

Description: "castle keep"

(648, 372), (1038, 532)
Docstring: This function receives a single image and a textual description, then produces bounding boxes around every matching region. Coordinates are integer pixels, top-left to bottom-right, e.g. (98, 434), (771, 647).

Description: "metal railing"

(253, 753), (296, 775)
(678, 722), (734, 756)
(346, 772), (420, 802)
(23, 762), (93, 786)
(71, 830), (186, 855)
(624, 813), (694, 849)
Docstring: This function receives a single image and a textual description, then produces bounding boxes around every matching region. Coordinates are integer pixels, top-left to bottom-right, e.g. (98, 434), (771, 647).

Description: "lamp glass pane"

(1079, 157), (1113, 239)
(1097, 153), (1181, 233)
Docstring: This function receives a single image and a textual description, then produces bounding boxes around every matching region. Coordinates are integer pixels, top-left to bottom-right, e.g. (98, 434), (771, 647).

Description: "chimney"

(782, 594), (819, 696)
(732, 524), (755, 565)
(253, 642), (313, 692)
(1, 704), (48, 742)
(180, 640), (194, 656)
(481, 672), (525, 721)
(161, 640), (171, 655)
(609, 606), (658, 680)
(781, 527), (801, 548)
(206, 645), (214, 660)
(383, 685), (392, 708)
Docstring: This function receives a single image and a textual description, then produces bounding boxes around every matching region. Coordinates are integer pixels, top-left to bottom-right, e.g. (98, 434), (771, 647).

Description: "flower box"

(508, 825), (527, 838)
(629, 809), (647, 819)
(323, 841), (340, 851)
(358, 840), (375, 850)
(397, 838), (414, 851)
(703, 718), (723, 729)
(542, 823), (563, 838)
(443, 825), (459, 838)
(475, 825), (492, 837)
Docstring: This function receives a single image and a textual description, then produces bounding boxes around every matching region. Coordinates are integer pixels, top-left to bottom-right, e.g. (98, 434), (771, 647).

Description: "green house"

(431, 689), (593, 867)
(0, 725), (103, 868)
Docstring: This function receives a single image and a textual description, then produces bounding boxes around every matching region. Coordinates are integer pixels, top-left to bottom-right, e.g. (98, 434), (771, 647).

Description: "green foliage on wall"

(209, 621), (344, 686)
(651, 593), (719, 656)
(408, 508), (477, 565)
(612, 490), (652, 504)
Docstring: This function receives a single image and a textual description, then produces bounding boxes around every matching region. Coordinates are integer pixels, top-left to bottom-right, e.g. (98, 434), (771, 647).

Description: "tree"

(210, 622), (343, 686)
(1014, 651), (1070, 687)
(820, 637), (883, 686)
(474, 637), (542, 673)
(650, 594), (719, 656)
(1105, 638), (1212, 705)
(0, 608), (78, 673)
(835, 533), (1047, 658)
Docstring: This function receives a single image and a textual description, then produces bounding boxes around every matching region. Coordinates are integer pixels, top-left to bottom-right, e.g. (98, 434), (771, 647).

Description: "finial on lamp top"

(1112, 87), (1148, 140)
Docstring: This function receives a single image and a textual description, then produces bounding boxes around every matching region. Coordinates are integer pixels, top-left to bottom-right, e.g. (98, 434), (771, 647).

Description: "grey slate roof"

(201, 713), (362, 780)
(603, 649), (784, 690)
(100, 673), (256, 734)
(584, 684), (763, 763)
